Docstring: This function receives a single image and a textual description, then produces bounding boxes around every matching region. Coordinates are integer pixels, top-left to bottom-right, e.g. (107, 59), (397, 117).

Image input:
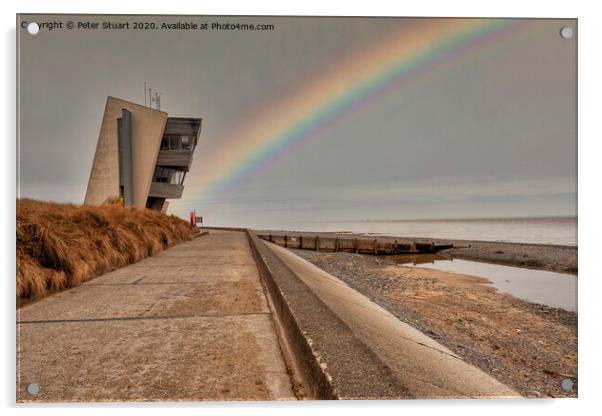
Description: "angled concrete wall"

(84, 97), (168, 208)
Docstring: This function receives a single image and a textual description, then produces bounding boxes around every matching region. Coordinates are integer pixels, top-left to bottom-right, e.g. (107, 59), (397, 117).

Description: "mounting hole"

(27, 22), (40, 35)
(26, 383), (40, 396)
(560, 378), (574, 392)
(560, 26), (573, 39)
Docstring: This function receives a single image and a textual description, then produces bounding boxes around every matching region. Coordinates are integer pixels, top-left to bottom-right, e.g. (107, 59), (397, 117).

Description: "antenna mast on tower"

(144, 82), (161, 110)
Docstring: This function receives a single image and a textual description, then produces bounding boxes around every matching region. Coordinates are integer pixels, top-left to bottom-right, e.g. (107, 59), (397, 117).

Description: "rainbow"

(187, 18), (526, 206)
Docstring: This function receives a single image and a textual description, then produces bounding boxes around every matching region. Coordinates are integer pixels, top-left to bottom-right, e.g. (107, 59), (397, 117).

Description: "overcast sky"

(17, 15), (576, 227)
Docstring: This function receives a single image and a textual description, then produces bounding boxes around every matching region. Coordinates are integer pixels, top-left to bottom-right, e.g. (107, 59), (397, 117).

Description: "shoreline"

(256, 229), (577, 275)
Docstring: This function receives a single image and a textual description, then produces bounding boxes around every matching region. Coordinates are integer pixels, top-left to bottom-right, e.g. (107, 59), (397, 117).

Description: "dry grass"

(16, 198), (196, 302)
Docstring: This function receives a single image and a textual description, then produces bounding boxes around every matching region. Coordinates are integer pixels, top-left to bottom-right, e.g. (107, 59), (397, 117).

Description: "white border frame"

(3, 1), (599, 415)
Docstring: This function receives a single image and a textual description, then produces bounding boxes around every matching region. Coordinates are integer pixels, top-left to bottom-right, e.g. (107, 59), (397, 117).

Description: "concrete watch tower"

(84, 96), (202, 213)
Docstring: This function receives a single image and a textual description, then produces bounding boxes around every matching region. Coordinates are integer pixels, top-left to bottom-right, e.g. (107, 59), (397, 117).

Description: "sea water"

(304, 216), (577, 246)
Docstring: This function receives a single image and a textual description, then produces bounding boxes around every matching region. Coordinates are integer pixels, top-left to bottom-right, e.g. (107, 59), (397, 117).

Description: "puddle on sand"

(387, 254), (577, 312)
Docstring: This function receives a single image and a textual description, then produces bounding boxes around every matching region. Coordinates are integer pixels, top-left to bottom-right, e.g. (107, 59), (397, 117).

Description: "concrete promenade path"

(17, 230), (295, 402)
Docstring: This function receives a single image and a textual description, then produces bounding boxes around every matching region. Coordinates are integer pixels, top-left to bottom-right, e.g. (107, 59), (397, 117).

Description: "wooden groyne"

(257, 234), (453, 255)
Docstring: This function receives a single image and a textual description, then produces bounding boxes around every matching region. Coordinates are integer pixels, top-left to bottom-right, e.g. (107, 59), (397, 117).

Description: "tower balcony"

(148, 181), (184, 199)
(156, 150), (194, 171)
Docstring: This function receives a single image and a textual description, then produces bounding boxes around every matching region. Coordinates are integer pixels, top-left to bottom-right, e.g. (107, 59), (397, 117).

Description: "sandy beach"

(257, 230), (577, 397)
(293, 248), (577, 398)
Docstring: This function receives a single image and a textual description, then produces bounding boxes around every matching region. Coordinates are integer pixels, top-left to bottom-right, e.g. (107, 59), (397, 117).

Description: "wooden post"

(394, 240), (398, 254)
(284, 235), (288, 248)
(354, 238), (359, 254)
(335, 237), (339, 252)
(269, 234), (272, 242)
(315, 236), (320, 252)
(373, 239), (378, 254)
(299, 235), (303, 249)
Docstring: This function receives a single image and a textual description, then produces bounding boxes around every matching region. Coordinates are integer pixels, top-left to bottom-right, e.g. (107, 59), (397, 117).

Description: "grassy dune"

(16, 199), (196, 302)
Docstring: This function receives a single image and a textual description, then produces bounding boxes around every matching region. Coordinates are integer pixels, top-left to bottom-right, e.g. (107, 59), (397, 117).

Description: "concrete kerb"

(245, 229), (413, 400)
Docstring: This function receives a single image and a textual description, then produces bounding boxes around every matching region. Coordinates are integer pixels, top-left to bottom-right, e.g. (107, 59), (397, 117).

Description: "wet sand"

(291, 249), (578, 398)
(438, 239), (576, 275)
(257, 230), (577, 275)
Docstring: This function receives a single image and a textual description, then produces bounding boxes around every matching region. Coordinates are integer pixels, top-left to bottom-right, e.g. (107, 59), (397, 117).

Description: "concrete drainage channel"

(245, 229), (522, 400)
(246, 230), (409, 399)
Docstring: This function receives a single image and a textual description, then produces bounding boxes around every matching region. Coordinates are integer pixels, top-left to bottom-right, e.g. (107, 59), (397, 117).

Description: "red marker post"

(190, 210), (195, 227)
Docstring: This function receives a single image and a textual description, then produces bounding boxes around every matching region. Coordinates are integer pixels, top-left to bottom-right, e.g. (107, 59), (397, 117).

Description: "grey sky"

(17, 15), (576, 227)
